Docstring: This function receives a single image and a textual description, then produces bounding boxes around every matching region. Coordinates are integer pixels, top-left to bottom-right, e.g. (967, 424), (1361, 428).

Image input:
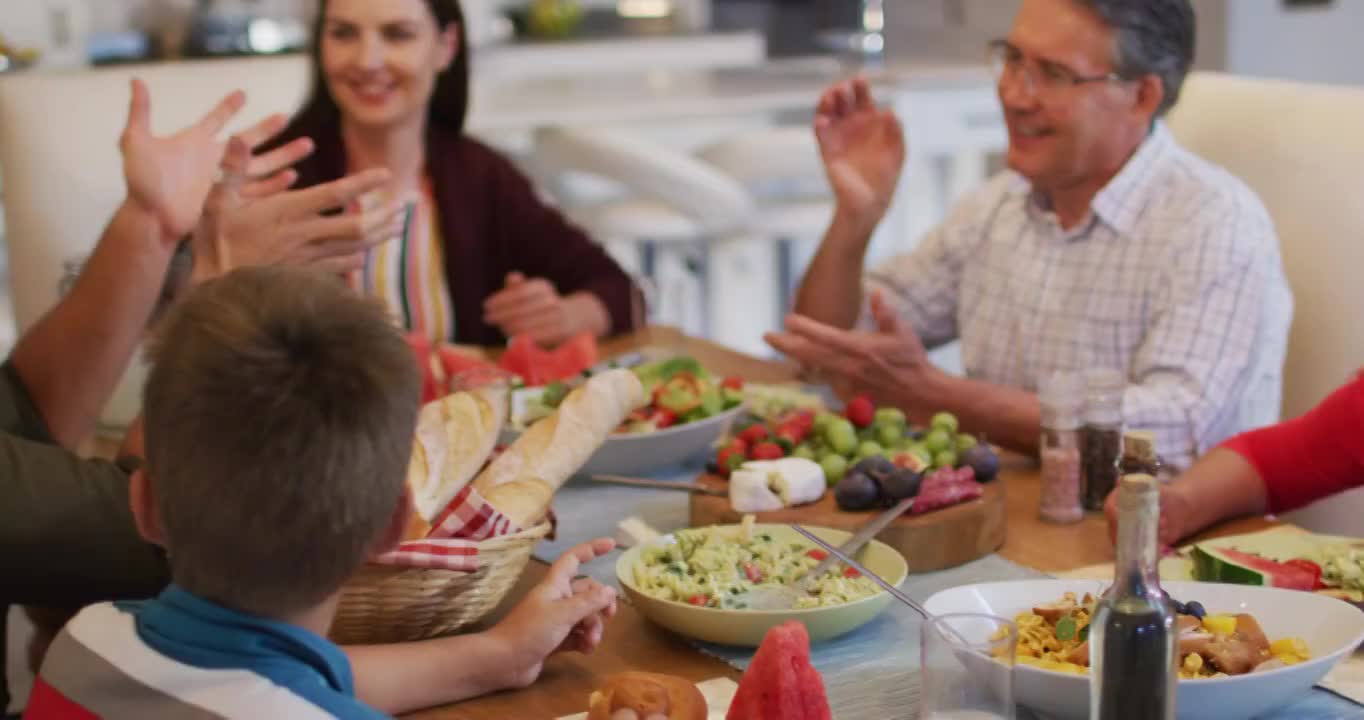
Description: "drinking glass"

(920, 613), (1017, 720)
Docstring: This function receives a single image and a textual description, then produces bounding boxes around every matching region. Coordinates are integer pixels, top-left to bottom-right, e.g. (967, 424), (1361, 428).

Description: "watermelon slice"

(436, 345), (493, 382)
(1191, 545), (1325, 591)
(498, 333), (599, 386)
(727, 622), (831, 720)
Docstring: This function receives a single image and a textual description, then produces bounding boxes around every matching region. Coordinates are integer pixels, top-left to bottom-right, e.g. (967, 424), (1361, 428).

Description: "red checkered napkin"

(371, 485), (522, 571)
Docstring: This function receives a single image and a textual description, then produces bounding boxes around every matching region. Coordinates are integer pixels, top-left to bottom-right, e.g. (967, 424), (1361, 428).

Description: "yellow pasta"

(998, 594), (1311, 680)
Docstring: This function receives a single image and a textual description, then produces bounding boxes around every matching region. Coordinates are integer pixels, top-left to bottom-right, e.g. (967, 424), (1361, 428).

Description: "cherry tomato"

(806, 549), (829, 561)
(842, 567), (862, 579)
(743, 563), (765, 583)
(688, 594), (709, 606)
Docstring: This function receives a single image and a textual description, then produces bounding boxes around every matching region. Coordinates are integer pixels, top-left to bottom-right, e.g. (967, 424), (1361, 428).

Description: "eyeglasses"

(987, 39), (1131, 99)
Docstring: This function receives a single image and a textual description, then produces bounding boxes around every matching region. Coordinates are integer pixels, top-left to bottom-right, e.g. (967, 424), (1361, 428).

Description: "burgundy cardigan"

(282, 122), (639, 345)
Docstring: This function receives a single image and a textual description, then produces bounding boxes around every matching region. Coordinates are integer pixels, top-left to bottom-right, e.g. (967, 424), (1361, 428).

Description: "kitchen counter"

(469, 55), (994, 130)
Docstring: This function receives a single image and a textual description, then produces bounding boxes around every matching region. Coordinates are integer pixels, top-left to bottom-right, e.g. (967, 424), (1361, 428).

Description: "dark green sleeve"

(0, 362), (55, 445)
(0, 431), (167, 607)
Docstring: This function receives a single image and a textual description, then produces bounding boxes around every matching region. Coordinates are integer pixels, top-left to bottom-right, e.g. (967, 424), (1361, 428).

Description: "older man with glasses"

(771, 0), (1293, 470)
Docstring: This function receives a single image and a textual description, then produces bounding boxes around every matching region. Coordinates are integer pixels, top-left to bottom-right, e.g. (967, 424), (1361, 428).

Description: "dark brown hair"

(281, 0), (471, 141)
(143, 266), (420, 618)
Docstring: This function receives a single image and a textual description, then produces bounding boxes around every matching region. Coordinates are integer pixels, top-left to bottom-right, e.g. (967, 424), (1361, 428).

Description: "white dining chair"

(1168, 71), (1364, 535)
(695, 125), (833, 320)
(530, 126), (762, 347)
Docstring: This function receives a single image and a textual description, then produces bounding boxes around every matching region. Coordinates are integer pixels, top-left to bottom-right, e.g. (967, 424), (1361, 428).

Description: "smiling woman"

(268, 0), (642, 348)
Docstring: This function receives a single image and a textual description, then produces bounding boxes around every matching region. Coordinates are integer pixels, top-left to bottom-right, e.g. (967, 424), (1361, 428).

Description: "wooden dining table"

(398, 327), (1278, 719)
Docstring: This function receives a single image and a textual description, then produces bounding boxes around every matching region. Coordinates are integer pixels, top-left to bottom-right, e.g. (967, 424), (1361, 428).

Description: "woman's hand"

(814, 76), (907, 237)
(484, 272), (610, 345)
(190, 133), (407, 283)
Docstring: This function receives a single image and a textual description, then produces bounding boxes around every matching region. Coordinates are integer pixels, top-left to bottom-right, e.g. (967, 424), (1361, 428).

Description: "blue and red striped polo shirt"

(24, 585), (386, 719)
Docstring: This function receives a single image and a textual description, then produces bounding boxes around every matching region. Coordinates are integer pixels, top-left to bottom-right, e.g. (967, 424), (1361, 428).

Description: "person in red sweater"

(1106, 373), (1364, 545)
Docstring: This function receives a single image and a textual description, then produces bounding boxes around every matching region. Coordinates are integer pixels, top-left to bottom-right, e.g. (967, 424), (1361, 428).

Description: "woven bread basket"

(330, 521), (552, 645)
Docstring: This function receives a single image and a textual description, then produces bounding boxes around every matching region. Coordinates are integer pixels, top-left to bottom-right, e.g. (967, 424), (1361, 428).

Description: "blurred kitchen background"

(0, 0), (1361, 394)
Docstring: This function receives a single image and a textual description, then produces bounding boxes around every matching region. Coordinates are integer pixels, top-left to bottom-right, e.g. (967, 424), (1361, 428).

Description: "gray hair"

(1081, 0), (1196, 117)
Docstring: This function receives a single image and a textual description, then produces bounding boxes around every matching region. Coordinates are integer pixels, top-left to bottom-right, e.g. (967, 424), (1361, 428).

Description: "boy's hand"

(488, 538), (618, 689)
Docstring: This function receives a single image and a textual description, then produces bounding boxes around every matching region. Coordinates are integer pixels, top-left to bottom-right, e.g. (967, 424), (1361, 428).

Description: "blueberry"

(1169, 599), (1186, 615)
(1184, 601), (1206, 620)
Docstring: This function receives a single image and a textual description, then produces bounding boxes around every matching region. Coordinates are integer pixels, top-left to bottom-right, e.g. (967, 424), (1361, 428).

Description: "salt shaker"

(1039, 372), (1084, 524)
(1082, 369), (1126, 511)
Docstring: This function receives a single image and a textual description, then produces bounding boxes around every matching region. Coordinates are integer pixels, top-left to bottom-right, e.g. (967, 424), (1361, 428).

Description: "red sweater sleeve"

(1220, 375), (1364, 513)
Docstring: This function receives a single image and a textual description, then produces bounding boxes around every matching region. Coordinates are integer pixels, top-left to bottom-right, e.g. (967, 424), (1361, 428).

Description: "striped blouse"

(351, 178), (456, 342)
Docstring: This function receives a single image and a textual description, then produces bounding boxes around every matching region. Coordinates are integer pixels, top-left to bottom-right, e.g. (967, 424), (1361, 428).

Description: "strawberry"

(716, 446), (747, 476)
(844, 395), (875, 428)
(751, 441), (785, 460)
(724, 437), (749, 456)
(776, 421), (808, 445)
(739, 424), (770, 446)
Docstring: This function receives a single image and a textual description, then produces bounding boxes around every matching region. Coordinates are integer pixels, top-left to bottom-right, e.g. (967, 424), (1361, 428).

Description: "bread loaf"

(403, 384), (507, 540)
(586, 672), (706, 720)
(472, 369), (645, 528)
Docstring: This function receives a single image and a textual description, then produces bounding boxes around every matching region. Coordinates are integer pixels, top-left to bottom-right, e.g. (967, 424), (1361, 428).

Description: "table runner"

(537, 472), (1363, 718)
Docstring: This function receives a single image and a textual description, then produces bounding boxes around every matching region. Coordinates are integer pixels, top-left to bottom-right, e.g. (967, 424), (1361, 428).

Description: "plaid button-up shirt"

(865, 123), (1293, 469)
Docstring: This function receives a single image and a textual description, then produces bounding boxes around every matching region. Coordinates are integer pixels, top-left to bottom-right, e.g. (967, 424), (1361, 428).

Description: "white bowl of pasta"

(923, 579), (1364, 720)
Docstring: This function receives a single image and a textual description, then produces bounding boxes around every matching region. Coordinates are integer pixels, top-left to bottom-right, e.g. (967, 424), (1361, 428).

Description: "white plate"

(922, 579), (1364, 720)
(499, 404), (745, 477)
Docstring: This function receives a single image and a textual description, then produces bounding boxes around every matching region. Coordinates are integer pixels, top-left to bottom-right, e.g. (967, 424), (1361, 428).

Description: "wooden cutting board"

(689, 475), (1007, 573)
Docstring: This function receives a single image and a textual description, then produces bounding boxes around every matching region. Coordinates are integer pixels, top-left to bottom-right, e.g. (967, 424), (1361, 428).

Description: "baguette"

(472, 369), (645, 527)
(403, 384), (507, 540)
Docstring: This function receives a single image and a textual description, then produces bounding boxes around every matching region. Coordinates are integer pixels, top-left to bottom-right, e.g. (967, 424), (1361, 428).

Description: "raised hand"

(814, 76), (907, 232)
(191, 133), (408, 282)
(119, 78), (246, 241)
(487, 538), (618, 689)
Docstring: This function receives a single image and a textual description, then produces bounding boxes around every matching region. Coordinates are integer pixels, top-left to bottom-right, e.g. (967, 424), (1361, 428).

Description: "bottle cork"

(1122, 430), (1158, 465)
